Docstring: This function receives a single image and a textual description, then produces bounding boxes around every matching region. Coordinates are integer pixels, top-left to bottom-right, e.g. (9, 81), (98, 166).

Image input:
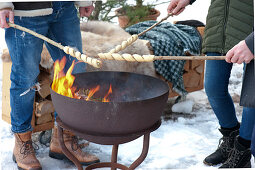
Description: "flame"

(86, 85), (100, 101)
(52, 56), (112, 102)
(102, 85), (112, 102)
(52, 56), (77, 98)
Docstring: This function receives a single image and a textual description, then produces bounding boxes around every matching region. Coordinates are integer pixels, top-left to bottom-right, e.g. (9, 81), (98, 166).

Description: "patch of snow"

(172, 99), (194, 113)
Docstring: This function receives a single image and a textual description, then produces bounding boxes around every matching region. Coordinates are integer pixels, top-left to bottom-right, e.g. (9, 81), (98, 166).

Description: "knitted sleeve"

(0, 2), (14, 10)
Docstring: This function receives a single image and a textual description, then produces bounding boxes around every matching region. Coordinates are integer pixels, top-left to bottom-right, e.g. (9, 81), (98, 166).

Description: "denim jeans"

(251, 124), (255, 156)
(205, 52), (255, 140)
(5, 2), (86, 133)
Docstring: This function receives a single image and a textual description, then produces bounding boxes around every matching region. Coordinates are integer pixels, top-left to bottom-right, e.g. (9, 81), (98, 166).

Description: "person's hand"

(79, 5), (94, 18)
(225, 40), (254, 64)
(167, 0), (190, 15)
(0, 8), (14, 28)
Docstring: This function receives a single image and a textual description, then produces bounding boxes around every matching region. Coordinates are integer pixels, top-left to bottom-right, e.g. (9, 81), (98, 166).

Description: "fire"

(102, 85), (112, 102)
(52, 57), (112, 102)
(86, 85), (100, 101)
(52, 56), (77, 98)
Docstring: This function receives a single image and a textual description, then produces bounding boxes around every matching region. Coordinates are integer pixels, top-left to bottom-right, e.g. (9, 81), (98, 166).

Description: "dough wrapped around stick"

(109, 34), (139, 54)
(64, 46), (102, 68)
(97, 53), (155, 62)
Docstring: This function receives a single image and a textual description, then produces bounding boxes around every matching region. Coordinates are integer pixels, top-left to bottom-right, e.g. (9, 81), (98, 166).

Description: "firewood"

(197, 26), (205, 36)
(35, 100), (55, 117)
(1, 48), (11, 62)
(40, 45), (54, 71)
(37, 71), (52, 98)
(36, 112), (53, 125)
(183, 70), (201, 88)
(191, 60), (203, 69)
(184, 61), (190, 72)
(195, 64), (204, 74)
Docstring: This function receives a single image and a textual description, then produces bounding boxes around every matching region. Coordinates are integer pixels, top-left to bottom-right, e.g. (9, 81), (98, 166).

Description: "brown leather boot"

(49, 126), (100, 166)
(13, 131), (42, 170)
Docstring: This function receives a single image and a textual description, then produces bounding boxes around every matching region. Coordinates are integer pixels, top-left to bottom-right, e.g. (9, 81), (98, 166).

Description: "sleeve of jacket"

(190, 0), (196, 5)
(0, 2), (14, 10)
(245, 32), (254, 55)
(75, 1), (93, 7)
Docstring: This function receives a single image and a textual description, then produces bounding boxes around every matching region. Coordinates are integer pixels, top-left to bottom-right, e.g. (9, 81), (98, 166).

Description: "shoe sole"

(244, 161), (251, 168)
(12, 154), (42, 170)
(49, 151), (100, 166)
(203, 160), (214, 166)
(203, 159), (226, 166)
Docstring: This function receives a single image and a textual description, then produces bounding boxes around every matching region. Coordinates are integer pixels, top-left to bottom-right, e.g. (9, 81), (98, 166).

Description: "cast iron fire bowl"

(50, 71), (169, 144)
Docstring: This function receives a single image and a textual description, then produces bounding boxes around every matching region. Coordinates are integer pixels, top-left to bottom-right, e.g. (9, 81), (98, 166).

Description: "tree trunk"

(90, 1), (102, 20)
(136, 0), (143, 7)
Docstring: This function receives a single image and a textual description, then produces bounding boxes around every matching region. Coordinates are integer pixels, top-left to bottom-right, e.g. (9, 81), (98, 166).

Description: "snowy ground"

(1, 1), (254, 170)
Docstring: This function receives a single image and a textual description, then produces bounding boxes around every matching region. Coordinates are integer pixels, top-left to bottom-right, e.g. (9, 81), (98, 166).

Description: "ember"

(75, 85), (112, 102)
(51, 57), (112, 102)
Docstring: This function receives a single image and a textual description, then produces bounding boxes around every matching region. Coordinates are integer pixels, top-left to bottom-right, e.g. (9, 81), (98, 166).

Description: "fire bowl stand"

(56, 117), (161, 170)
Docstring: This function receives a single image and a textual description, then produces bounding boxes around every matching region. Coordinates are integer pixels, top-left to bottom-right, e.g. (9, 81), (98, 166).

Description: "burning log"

(75, 88), (104, 101)
(75, 85), (112, 102)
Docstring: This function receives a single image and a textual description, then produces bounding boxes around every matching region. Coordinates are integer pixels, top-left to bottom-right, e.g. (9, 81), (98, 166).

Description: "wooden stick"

(138, 13), (173, 36)
(97, 53), (226, 62)
(107, 13), (173, 54)
(8, 23), (102, 68)
(155, 55), (226, 60)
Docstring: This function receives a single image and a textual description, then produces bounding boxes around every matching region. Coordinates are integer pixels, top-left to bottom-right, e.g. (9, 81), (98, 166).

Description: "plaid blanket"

(126, 21), (201, 96)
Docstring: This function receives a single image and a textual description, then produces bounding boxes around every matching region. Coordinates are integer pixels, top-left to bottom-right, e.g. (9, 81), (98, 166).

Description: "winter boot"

(203, 128), (239, 166)
(49, 126), (100, 166)
(219, 136), (251, 168)
(13, 131), (42, 170)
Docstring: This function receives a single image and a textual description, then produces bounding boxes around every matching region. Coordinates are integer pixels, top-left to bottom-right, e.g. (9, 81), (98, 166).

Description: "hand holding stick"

(8, 23), (102, 68)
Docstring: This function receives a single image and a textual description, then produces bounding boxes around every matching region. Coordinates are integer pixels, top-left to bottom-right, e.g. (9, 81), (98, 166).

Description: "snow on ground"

(0, 1), (254, 169)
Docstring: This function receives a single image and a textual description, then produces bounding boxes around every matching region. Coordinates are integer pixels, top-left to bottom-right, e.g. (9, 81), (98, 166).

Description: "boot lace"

(223, 148), (244, 168)
(218, 136), (233, 155)
(70, 136), (89, 151)
(20, 140), (39, 159)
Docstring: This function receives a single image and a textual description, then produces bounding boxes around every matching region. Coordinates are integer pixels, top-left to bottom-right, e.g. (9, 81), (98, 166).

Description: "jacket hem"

(14, 8), (53, 17)
(75, 1), (92, 7)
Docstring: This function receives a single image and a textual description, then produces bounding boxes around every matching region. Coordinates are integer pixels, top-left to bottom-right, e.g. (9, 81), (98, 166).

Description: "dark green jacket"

(202, 0), (253, 54)
(240, 32), (255, 108)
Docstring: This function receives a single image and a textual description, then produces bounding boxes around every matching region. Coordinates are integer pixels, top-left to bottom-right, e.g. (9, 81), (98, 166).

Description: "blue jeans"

(5, 2), (86, 133)
(205, 52), (255, 140)
(251, 124), (255, 156)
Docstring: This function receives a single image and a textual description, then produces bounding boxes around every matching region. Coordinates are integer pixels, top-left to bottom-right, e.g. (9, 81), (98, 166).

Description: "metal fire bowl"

(50, 71), (169, 144)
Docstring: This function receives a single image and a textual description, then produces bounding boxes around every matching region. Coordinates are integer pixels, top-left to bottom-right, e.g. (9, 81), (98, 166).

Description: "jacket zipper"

(221, 0), (230, 55)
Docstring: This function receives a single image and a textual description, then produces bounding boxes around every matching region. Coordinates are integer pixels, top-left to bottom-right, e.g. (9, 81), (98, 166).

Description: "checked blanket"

(126, 21), (202, 96)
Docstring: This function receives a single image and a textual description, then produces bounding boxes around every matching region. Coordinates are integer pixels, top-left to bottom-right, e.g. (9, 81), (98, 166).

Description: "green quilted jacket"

(202, 0), (253, 54)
